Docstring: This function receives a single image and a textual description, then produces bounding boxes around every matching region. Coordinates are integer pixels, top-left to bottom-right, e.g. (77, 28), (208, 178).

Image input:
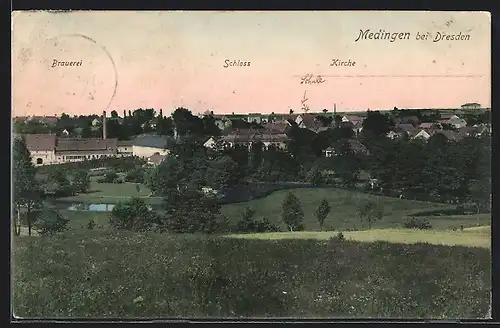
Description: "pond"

(67, 203), (155, 212)
(67, 203), (116, 212)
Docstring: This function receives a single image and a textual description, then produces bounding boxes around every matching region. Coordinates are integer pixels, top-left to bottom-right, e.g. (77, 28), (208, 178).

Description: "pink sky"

(12, 11), (491, 117)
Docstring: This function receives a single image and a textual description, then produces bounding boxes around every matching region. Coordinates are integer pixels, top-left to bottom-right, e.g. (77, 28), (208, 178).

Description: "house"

(456, 125), (488, 139)
(433, 130), (462, 142)
(394, 123), (416, 135)
(386, 131), (403, 139)
(91, 118), (101, 126)
(341, 115), (363, 125)
(147, 152), (166, 166)
(131, 134), (170, 158)
(461, 102), (481, 110)
(203, 137), (218, 149)
(247, 113), (267, 124)
(410, 129), (432, 140)
(213, 115), (233, 131)
(419, 122), (437, 129)
(264, 121), (291, 134)
(295, 114), (324, 132)
(324, 139), (369, 157)
(447, 116), (467, 129)
(117, 140), (133, 157)
(61, 129), (70, 137)
(207, 131), (290, 150)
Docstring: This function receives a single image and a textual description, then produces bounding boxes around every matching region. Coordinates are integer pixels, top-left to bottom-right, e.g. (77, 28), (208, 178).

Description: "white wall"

(30, 150), (58, 166)
(133, 145), (170, 158)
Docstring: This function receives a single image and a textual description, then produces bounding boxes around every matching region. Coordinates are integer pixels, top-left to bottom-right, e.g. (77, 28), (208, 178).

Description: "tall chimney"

(102, 110), (107, 139)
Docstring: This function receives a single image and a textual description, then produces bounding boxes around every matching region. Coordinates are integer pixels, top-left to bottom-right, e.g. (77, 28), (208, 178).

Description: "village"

(14, 102), (490, 169)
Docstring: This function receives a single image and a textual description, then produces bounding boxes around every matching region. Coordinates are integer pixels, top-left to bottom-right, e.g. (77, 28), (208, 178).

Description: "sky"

(12, 11), (491, 117)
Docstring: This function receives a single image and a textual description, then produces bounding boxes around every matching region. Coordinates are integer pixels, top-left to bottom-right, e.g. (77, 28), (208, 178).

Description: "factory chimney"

(102, 110), (107, 140)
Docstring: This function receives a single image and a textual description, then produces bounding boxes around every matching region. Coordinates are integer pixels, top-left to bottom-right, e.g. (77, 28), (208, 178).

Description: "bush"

(87, 219), (96, 230)
(235, 207), (280, 233)
(404, 217), (432, 230)
(109, 198), (155, 232)
(34, 208), (69, 236)
(125, 168), (145, 183)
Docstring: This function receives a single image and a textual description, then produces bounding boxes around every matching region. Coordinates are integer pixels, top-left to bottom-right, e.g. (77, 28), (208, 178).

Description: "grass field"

(57, 181), (162, 205)
(12, 229), (491, 318)
(227, 225), (491, 249)
(221, 188), (456, 231)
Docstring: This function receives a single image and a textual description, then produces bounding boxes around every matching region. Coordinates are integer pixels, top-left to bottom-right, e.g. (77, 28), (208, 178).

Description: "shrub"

(125, 168), (145, 183)
(357, 200), (384, 229)
(34, 208), (69, 236)
(160, 188), (224, 234)
(109, 198), (155, 232)
(327, 232), (345, 251)
(235, 207), (280, 233)
(87, 219), (96, 230)
(404, 216), (432, 230)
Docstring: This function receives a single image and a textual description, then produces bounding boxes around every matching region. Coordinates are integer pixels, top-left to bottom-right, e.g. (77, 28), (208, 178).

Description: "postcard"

(11, 10), (491, 321)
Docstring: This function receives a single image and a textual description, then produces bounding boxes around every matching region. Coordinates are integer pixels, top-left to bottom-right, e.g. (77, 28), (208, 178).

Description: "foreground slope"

(12, 230), (490, 319)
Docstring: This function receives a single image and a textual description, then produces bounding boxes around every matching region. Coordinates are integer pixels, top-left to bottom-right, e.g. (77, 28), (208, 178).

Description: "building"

(117, 140), (133, 157)
(24, 110), (126, 166)
(204, 130), (290, 150)
(295, 114), (324, 132)
(25, 134), (118, 166)
(461, 102), (481, 110)
(247, 113), (268, 124)
(147, 152), (167, 166)
(447, 115), (467, 129)
(131, 134), (170, 158)
(213, 115), (233, 131)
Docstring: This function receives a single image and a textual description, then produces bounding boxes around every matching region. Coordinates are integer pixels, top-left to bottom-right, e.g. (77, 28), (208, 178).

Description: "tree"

(72, 170), (90, 193)
(281, 192), (304, 232)
(47, 168), (73, 196)
(315, 199), (331, 231)
(103, 170), (118, 183)
(357, 200), (384, 229)
(35, 207), (69, 236)
(160, 188), (223, 233)
(109, 198), (154, 232)
(206, 155), (241, 190)
(307, 166), (322, 185)
(81, 124), (92, 138)
(13, 136), (41, 236)
(362, 111), (391, 137)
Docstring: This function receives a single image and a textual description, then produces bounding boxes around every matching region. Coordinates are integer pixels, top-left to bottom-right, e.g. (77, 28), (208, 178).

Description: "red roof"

(56, 138), (117, 152)
(25, 134), (57, 151)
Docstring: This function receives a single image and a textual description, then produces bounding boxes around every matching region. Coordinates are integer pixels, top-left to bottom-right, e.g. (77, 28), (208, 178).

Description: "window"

(36, 158), (43, 165)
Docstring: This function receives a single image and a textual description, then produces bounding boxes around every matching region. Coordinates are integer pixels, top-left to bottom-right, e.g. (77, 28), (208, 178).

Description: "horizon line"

(13, 106), (490, 118)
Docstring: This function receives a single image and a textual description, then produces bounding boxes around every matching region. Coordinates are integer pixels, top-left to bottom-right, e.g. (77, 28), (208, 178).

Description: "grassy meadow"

(12, 230), (491, 319)
(222, 187), (458, 231)
(228, 225), (491, 249)
(13, 183), (492, 319)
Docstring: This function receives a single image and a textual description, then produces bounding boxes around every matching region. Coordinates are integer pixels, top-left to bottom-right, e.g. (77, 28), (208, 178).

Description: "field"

(14, 185), (491, 319)
(221, 188), (460, 231)
(228, 225), (491, 249)
(12, 230), (491, 319)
